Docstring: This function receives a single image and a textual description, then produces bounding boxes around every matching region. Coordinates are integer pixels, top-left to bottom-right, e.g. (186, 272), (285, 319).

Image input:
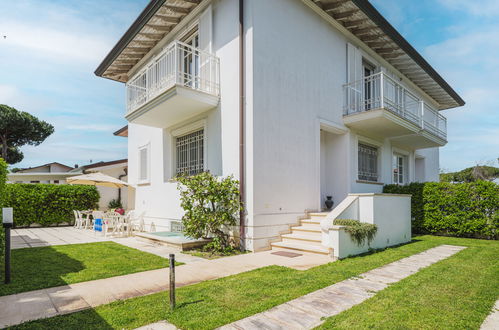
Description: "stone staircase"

(271, 212), (332, 256)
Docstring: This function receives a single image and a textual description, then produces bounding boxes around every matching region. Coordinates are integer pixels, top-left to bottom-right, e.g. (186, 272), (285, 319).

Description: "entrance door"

(181, 30), (200, 89)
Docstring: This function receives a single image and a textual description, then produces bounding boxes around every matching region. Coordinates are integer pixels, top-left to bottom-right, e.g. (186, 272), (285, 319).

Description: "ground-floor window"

(392, 154), (407, 184)
(175, 129), (204, 176)
(138, 144), (150, 184)
(358, 143), (378, 182)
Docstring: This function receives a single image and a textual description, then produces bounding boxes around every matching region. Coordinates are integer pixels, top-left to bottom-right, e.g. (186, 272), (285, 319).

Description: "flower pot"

(325, 196), (334, 211)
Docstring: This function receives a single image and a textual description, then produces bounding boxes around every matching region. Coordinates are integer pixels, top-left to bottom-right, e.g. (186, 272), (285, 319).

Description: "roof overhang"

(95, 0), (464, 110)
(95, 0), (203, 82)
(312, 0), (464, 109)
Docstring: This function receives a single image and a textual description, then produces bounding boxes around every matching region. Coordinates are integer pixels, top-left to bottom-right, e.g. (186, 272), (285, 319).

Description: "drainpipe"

(239, 0), (246, 249)
(118, 168), (128, 205)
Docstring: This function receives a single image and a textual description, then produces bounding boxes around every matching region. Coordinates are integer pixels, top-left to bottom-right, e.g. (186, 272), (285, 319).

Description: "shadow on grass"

(177, 299), (205, 309)
(12, 308), (114, 330)
(0, 245), (85, 296)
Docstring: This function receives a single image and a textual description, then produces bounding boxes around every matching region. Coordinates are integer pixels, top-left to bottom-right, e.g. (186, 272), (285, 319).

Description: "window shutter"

(139, 148), (148, 181)
(347, 42), (361, 83)
(198, 5), (213, 53)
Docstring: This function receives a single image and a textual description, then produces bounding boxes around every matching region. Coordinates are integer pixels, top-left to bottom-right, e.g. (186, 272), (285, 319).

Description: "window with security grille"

(358, 143), (378, 182)
(176, 129), (204, 176)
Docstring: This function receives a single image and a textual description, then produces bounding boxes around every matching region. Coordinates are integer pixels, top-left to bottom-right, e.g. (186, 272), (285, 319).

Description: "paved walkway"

(219, 245), (466, 330)
(11, 227), (112, 248)
(481, 299), (499, 330)
(0, 248), (331, 327)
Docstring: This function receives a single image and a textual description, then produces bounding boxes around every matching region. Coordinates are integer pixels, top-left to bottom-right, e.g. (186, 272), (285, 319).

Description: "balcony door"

(181, 30), (200, 89)
(363, 62), (375, 111)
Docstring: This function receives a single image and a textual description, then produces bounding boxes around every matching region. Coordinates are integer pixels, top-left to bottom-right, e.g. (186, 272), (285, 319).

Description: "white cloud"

(438, 0), (499, 17)
(2, 21), (112, 63)
(66, 124), (119, 132)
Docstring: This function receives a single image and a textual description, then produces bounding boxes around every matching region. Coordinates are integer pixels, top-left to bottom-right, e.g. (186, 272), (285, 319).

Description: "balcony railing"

(126, 40), (220, 114)
(343, 72), (447, 140)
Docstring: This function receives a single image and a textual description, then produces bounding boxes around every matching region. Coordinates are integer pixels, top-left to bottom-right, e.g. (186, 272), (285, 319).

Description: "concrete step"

(271, 241), (330, 255)
(301, 219), (321, 225)
(291, 224), (321, 234)
(282, 233), (322, 246)
(308, 212), (329, 220)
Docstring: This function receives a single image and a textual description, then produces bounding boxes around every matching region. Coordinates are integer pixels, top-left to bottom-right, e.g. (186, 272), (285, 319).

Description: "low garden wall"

(3, 183), (99, 227)
(384, 181), (498, 239)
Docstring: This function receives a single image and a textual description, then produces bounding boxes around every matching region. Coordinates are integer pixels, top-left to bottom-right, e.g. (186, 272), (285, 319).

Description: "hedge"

(0, 158), (7, 268)
(384, 181), (499, 239)
(3, 184), (99, 227)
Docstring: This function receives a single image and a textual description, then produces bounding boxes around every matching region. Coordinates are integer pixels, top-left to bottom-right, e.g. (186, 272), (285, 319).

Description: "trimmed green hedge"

(384, 181), (499, 239)
(0, 158), (7, 267)
(4, 184), (99, 227)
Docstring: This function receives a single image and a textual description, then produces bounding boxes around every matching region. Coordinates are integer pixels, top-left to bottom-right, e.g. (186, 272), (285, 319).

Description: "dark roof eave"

(94, 0), (167, 78)
(351, 0), (465, 107)
(113, 125), (128, 136)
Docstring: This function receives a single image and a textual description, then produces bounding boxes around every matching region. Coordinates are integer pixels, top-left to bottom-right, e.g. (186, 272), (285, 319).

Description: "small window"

(54, 180), (60, 184)
(393, 154), (407, 185)
(358, 143), (378, 182)
(176, 129), (204, 176)
(138, 144), (150, 183)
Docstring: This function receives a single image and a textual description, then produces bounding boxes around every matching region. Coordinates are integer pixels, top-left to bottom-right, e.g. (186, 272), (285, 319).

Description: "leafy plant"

(333, 219), (378, 246)
(108, 199), (123, 210)
(3, 183), (99, 227)
(440, 165), (499, 183)
(384, 181), (499, 239)
(175, 172), (242, 252)
(0, 104), (54, 164)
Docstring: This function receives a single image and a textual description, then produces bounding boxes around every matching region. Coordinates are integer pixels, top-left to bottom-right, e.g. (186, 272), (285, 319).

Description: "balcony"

(343, 72), (447, 148)
(125, 40), (220, 127)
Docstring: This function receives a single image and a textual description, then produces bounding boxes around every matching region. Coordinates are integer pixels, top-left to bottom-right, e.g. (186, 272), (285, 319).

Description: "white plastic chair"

(73, 210), (82, 229)
(127, 210), (145, 234)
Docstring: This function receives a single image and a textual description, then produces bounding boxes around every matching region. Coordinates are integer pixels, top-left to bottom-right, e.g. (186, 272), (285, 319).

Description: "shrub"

(384, 181), (499, 239)
(0, 158), (7, 267)
(333, 219), (378, 246)
(175, 172), (242, 253)
(108, 199), (123, 209)
(3, 184), (99, 227)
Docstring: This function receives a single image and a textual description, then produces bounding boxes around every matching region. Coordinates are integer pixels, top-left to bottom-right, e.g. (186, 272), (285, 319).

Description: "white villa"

(95, 0), (464, 254)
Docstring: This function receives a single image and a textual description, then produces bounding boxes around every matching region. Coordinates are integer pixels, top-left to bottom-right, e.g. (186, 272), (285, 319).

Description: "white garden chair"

(104, 211), (122, 237)
(73, 210), (82, 229)
(127, 210), (145, 235)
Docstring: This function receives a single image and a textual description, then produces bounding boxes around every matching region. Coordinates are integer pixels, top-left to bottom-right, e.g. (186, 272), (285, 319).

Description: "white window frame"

(171, 119), (207, 177)
(392, 153), (407, 185)
(138, 143), (151, 185)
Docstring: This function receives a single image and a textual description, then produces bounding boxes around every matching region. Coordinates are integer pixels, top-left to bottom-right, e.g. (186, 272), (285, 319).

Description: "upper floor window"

(138, 144), (150, 184)
(358, 143), (378, 182)
(176, 129), (204, 176)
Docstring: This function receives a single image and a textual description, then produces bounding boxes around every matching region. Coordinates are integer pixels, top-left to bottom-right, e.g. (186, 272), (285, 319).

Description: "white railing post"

(379, 72), (384, 109)
(419, 101), (424, 129)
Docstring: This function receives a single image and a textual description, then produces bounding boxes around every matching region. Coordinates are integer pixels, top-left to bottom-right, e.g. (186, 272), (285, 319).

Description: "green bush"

(3, 184), (99, 227)
(0, 158), (7, 267)
(384, 181), (499, 239)
(333, 219), (378, 246)
(108, 199), (123, 209)
(175, 172), (241, 253)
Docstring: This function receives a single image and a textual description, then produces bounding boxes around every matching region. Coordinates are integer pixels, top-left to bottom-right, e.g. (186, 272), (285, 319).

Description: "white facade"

(101, 0), (462, 251)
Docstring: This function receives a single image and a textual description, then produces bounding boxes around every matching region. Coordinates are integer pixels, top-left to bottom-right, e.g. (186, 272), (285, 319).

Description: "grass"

(11, 236), (499, 330)
(182, 248), (249, 260)
(0, 242), (178, 296)
(317, 237), (499, 329)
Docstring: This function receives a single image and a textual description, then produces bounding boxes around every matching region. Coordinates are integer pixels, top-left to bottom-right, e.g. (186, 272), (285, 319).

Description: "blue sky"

(0, 0), (497, 171)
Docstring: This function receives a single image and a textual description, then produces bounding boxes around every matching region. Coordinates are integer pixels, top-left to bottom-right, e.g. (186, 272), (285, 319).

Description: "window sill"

(137, 181), (151, 186)
(356, 180), (384, 185)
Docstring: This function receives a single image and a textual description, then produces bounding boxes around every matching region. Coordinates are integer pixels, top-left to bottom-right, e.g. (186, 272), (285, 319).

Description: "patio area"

(11, 227), (112, 249)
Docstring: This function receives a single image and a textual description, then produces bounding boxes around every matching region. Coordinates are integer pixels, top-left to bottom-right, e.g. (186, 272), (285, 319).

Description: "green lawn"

(12, 236), (499, 330)
(0, 242), (175, 296)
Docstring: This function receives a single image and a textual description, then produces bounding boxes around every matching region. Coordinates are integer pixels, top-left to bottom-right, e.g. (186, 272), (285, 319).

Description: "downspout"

(239, 0), (246, 249)
(118, 168), (128, 205)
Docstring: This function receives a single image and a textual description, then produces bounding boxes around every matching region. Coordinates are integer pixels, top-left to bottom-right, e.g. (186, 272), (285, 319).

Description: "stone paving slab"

(218, 245), (466, 330)
(481, 299), (499, 330)
(0, 248), (331, 328)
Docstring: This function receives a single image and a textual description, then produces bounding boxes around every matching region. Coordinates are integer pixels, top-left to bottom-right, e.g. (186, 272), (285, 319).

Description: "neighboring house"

(95, 0), (464, 251)
(8, 159), (129, 210)
(10, 162), (74, 184)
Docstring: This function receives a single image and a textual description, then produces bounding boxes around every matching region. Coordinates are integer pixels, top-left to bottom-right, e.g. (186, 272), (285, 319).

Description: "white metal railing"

(343, 72), (447, 140)
(126, 40), (220, 114)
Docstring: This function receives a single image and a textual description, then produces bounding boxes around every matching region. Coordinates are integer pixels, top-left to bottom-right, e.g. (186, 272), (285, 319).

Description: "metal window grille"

(358, 143), (378, 182)
(176, 129), (204, 176)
